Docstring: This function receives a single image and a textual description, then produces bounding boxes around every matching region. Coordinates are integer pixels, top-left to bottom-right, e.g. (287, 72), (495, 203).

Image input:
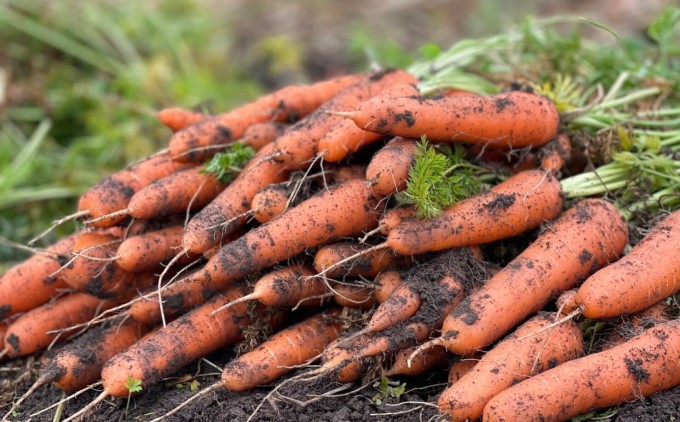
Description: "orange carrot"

(605, 301), (671, 349)
(373, 270), (402, 303)
(385, 344), (447, 377)
(556, 288), (579, 315)
(216, 264), (330, 311)
(168, 74), (364, 162)
(447, 354), (480, 384)
(576, 209), (680, 319)
(387, 169), (563, 255)
(79, 152), (193, 227)
(102, 285), (277, 397)
(483, 319), (680, 422)
(140, 179), (381, 323)
(313, 241), (411, 279)
(332, 283), (376, 309)
(0, 232), (79, 319)
(241, 121), (289, 151)
(438, 312), (584, 422)
(221, 309), (343, 391)
(250, 184), (290, 224)
(365, 137), (418, 197)
(157, 107), (206, 132)
(540, 133), (572, 173)
(330, 164), (367, 184)
(318, 82), (419, 163)
(434, 198), (628, 356)
(3, 292), (119, 357)
(116, 226), (198, 273)
(59, 233), (138, 298)
(342, 90), (560, 149)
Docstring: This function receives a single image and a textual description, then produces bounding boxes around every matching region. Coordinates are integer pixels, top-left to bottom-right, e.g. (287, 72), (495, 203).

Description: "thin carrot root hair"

(148, 382), (221, 422)
(28, 382), (102, 418)
(28, 210), (90, 246)
(61, 390), (109, 422)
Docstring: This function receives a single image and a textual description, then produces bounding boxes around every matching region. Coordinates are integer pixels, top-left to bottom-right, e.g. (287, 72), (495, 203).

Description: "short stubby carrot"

(241, 121), (289, 151)
(437, 198), (628, 355)
(79, 152), (193, 227)
(221, 309), (343, 391)
(157, 107), (206, 132)
(438, 312), (584, 422)
(576, 208), (680, 319)
(387, 169), (563, 255)
(313, 240), (411, 279)
(116, 225), (197, 273)
(0, 232), (78, 319)
(344, 90), (560, 149)
(483, 319), (680, 422)
(168, 73), (364, 162)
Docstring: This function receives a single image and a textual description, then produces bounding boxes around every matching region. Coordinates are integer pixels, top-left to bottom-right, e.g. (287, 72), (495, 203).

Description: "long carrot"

(3, 292), (119, 357)
(101, 286), (272, 397)
(115, 226), (198, 273)
(428, 198), (628, 356)
(437, 312), (584, 422)
(575, 208), (680, 319)
(241, 121), (289, 151)
(0, 232), (78, 319)
(221, 309), (343, 391)
(365, 136), (418, 197)
(387, 169), (563, 255)
(483, 319), (680, 422)
(78, 152), (193, 227)
(340, 90), (559, 149)
(168, 73), (364, 162)
(135, 179), (381, 323)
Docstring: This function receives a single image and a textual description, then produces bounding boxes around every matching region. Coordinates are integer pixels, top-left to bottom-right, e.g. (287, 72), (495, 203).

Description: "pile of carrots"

(1, 58), (679, 422)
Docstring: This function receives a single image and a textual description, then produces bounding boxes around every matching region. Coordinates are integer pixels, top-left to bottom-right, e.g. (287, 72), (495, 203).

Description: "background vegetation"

(0, 0), (672, 268)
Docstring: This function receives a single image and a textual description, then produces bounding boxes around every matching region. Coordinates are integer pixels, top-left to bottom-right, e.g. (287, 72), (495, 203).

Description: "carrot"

(447, 354), (481, 384)
(605, 300), (671, 349)
(181, 148), (290, 253)
(269, 69), (418, 171)
(313, 241), (411, 279)
(483, 319), (680, 422)
(215, 264), (331, 311)
(241, 121), (289, 151)
(341, 90), (560, 149)
(3, 292), (119, 357)
(330, 164), (367, 184)
(438, 312), (584, 422)
(364, 282), (421, 333)
(539, 132), (572, 173)
(0, 232), (79, 319)
(157, 107), (206, 132)
(221, 309), (343, 391)
(181, 70), (413, 254)
(318, 82), (419, 163)
(384, 344), (447, 377)
(250, 184), (290, 224)
(555, 288), (579, 315)
(101, 285), (271, 397)
(365, 136), (418, 197)
(115, 226), (199, 273)
(168, 73), (364, 162)
(142, 179), (381, 323)
(387, 169), (563, 255)
(332, 283), (376, 309)
(575, 209), (680, 319)
(432, 198), (628, 356)
(59, 233), (142, 299)
(372, 270), (402, 303)
(78, 152), (193, 227)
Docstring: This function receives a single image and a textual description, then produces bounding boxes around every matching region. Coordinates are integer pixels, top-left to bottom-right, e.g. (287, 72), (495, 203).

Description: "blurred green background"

(0, 0), (673, 267)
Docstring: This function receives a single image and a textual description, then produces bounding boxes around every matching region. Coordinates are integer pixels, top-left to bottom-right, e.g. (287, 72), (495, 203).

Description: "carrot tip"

(324, 110), (354, 118)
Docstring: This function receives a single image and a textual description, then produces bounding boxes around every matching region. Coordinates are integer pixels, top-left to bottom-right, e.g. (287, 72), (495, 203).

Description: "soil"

(1, 348), (679, 422)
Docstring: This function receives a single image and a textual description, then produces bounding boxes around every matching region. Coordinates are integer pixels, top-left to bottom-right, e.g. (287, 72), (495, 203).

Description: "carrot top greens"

(397, 137), (486, 219)
(201, 143), (256, 183)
